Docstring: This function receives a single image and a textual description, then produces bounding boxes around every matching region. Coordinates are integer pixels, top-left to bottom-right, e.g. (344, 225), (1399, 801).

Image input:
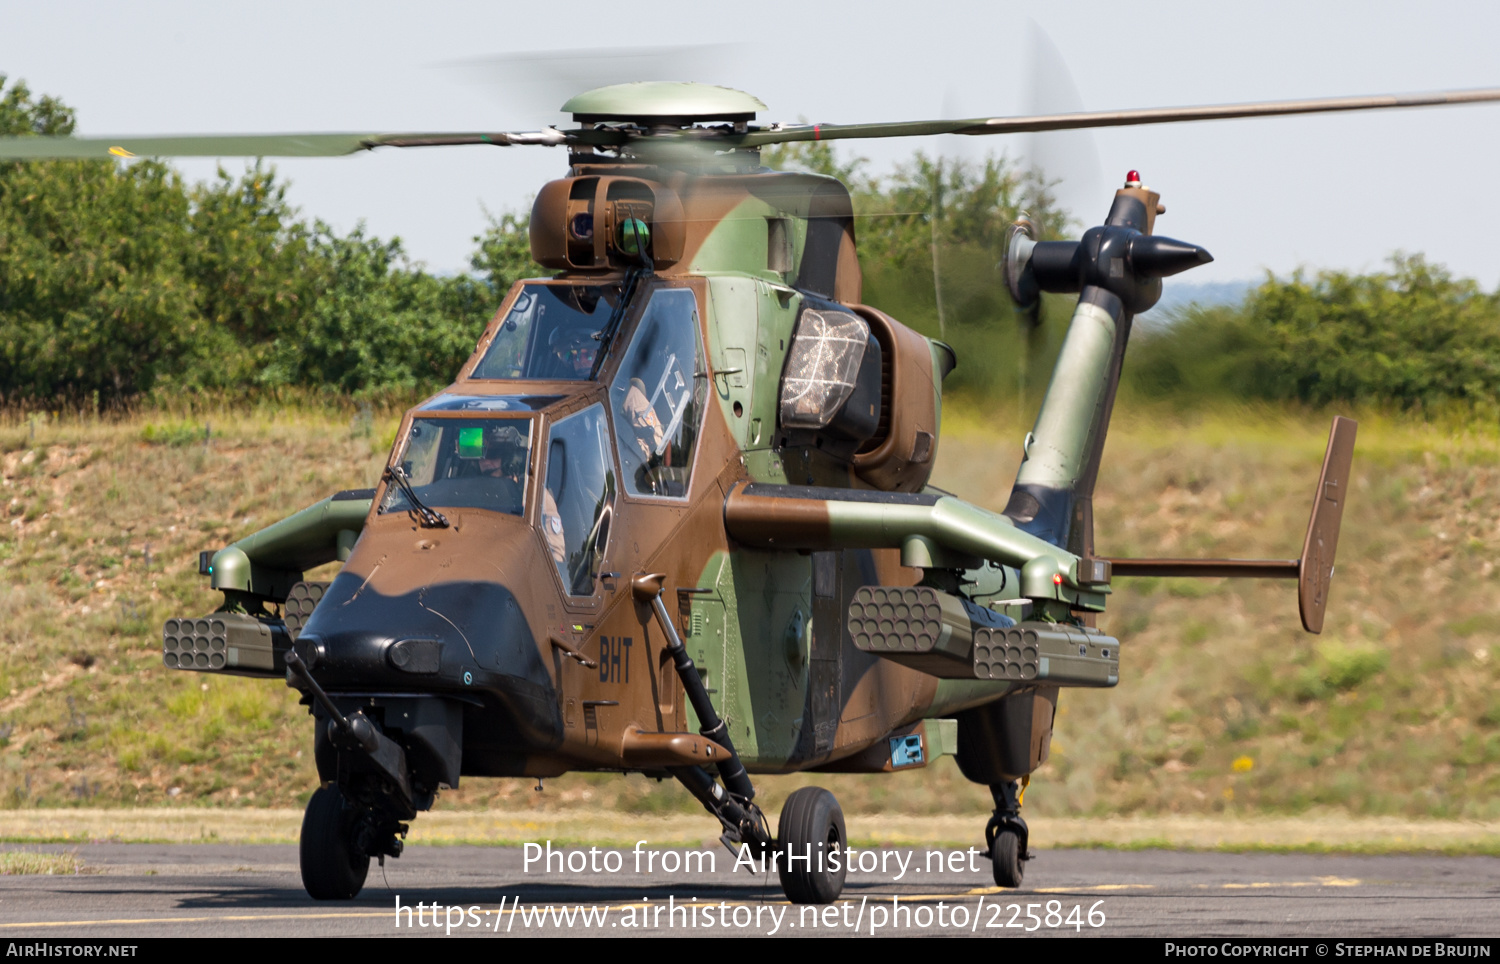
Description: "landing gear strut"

(985, 777), (1031, 888)
(641, 573), (774, 866)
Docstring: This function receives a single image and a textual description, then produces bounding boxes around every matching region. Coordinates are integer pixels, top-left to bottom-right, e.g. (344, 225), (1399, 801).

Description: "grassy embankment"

(1, 400), (1498, 847)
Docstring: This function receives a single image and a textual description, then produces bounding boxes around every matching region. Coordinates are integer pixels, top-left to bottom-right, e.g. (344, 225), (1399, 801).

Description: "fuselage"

(299, 164), (1019, 780)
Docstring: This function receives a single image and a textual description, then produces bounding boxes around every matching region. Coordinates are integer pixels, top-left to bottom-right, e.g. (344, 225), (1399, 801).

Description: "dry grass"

(938, 401), (1500, 820)
(0, 404), (395, 809)
(1, 401), (1498, 831)
(0, 849), (84, 875)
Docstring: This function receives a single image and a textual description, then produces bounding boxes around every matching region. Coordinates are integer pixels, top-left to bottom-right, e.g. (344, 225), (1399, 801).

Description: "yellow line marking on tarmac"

(1206, 877), (1361, 890)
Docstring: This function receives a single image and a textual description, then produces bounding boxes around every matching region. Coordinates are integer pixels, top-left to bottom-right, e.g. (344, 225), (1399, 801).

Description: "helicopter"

(3, 80), (1496, 905)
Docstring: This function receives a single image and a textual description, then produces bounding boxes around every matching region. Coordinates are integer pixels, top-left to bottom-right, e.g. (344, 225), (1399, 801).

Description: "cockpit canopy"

(379, 401), (620, 597)
(469, 283), (624, 381)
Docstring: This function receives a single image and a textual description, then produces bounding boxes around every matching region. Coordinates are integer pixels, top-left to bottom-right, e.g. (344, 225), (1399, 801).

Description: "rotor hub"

(561, 81), (766, 128)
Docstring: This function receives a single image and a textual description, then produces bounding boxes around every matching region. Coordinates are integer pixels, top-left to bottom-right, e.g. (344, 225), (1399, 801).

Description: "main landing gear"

(777, 786), (848, 904)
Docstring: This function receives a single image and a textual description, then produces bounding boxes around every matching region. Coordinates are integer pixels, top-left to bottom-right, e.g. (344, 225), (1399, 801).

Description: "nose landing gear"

(299, 785), (370, 900)
(300, 784), (409, 900)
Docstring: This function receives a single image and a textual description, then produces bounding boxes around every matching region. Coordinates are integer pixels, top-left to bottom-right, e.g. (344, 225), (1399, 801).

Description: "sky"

(4, 0), (1500, 289)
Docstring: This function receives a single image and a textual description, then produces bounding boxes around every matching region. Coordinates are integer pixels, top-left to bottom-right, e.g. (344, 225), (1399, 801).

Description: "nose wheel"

(300, 785), (370, 900)
(776, 786), (848, 904)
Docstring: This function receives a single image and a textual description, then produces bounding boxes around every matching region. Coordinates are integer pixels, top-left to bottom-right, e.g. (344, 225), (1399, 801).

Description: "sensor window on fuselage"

(470, 283), (622, 381)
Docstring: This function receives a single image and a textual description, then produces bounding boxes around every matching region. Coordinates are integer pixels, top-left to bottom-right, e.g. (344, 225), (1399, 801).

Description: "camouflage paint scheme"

(298, 159), (1030, 779)
(158, 89), (1352, 892)
(180, 157), (1042, 785)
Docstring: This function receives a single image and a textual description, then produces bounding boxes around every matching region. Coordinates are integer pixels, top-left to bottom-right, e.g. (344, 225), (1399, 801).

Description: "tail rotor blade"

(1019, 20), (1103, 234)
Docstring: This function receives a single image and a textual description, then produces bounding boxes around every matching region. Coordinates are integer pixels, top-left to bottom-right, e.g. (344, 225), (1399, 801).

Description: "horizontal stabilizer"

(1103, 416), (1357, 633)
(1106, 558), (1298, 579)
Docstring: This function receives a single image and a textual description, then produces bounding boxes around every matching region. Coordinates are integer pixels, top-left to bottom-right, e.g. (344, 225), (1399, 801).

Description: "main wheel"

(991, 827), (1024, 888)
(300, 785), (370, 900)
(776, 786), (847, 904)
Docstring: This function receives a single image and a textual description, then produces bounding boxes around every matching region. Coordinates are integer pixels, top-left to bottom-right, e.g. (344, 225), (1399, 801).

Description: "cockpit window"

(419, 394), (561, 412)
(470, 283), (622, 381)
(543, 404), (616, 596)
(381, 417), (532, 516)
(609, 288), (705, 499)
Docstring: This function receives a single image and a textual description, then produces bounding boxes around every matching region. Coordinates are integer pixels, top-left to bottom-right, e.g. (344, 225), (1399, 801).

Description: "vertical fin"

(1298, 416), (1357, 633)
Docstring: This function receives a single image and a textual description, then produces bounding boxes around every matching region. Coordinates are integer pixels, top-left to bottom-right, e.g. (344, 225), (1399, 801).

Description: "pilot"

(548, 327), (598, 378)
(477, 427), (527, 515)
(621, 376), (665, 461)
(540, 483), (566, 566)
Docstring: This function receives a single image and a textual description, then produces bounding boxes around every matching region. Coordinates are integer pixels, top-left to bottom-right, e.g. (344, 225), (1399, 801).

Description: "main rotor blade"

(735, 86), (1500, 147)
(0, 130), (566, 159)
(8, 85), (1497, 160)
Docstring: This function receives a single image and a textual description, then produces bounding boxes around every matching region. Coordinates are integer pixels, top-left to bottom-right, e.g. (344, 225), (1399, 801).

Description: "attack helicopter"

(3, 79), (1495, 905)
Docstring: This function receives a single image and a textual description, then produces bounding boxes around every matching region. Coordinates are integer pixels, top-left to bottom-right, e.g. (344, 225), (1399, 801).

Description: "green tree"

(186, 165), (320, 382)
(1130, 255), (1500, 411)
(0, 74), (73, 137)
(0, 76), (213, 404)
(260, 227), (491, 395)
(470, 208), (544, 297)
(0, 76), (504, 404)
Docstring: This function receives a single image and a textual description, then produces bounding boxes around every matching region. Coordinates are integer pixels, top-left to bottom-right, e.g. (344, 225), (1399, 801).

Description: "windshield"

(471, 283), (622, 381)
(380, 417), (533, 516)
